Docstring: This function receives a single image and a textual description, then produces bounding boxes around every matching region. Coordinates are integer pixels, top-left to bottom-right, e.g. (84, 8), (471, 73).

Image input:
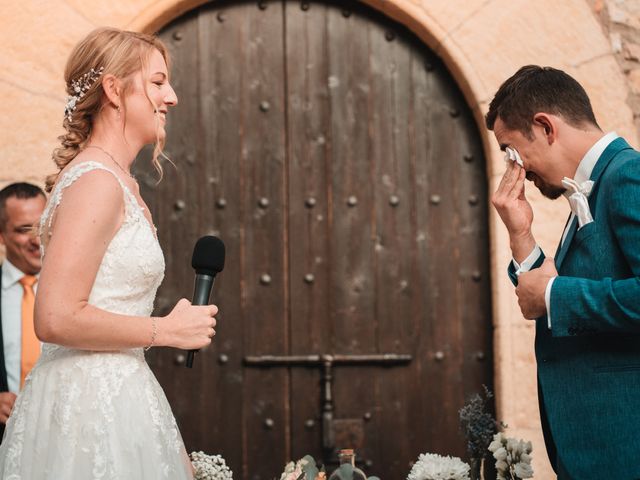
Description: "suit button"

(568, 327), (576, 335)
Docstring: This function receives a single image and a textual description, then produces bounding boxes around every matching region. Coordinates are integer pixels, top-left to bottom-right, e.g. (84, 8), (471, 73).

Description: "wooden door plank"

(237, 2), (289, 478)
(409, 49), (486, 459)
(192, 2), (248, 473)
(325, 0), (378, 470)
(366, 11), (414, 475)
(284, 0), (332, 463)
(451, 107), (494, 402)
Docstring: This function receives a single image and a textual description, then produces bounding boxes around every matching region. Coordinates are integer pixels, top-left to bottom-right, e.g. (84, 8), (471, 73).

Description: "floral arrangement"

(190, 451), (233, 480)
(406, 387), (534, 479)
(275, 387), (533, 480)
(407, 453), (471, 480)
(279, 455), (325, 480)
(487, 433), (533, 480)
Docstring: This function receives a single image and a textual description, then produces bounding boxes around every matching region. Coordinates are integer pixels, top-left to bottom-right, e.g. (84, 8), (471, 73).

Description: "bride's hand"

(160, 298), (218, 350)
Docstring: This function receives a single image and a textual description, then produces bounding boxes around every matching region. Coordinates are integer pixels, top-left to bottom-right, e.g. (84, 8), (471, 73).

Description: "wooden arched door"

(136, 1), (493, 478)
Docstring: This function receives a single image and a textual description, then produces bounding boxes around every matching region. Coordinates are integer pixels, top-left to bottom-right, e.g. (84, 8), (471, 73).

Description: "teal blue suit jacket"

(508, 138), (640, 479)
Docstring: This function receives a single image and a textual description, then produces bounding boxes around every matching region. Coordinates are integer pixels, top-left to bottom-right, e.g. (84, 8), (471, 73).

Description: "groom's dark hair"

(485, 65), (600, 138)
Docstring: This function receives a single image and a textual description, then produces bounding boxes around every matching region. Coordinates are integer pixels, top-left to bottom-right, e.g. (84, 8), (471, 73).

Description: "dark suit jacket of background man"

(0, 265), (11, 440)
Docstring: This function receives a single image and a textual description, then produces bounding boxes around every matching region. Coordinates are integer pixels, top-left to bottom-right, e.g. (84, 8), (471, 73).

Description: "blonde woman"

(0, 28), (215, 478)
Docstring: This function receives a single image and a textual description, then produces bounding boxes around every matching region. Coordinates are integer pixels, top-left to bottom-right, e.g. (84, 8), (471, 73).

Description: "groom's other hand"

(0, 392), (17, 424)
(492, 161), (536, 262)
(516, 258), (558, 319)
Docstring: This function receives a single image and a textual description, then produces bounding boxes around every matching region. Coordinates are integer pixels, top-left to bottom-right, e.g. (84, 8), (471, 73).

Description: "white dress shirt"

(1, 259), (39, 393)
(513, 131), (618, 328)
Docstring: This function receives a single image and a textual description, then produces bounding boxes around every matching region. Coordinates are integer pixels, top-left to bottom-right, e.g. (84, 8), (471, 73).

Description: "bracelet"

(144, 317), (158, 351)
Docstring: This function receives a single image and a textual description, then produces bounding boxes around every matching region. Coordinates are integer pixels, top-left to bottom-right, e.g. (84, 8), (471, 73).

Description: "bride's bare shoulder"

(49, 158), (124, 220)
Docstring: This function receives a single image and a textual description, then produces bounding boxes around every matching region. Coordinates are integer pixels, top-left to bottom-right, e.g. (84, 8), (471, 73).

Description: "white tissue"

(505, 147), (524, 167)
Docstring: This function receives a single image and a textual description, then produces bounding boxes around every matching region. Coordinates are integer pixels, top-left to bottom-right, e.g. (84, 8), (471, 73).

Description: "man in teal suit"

(487, 65), (640, 479)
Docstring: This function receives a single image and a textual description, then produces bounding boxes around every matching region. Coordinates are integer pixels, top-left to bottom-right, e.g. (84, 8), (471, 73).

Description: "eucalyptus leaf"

(301, 455), (319, 480)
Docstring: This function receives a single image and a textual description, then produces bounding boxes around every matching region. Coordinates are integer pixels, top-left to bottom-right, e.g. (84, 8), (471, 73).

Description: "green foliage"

(301, 455), (321, 480)
(458, 386), (500, 480)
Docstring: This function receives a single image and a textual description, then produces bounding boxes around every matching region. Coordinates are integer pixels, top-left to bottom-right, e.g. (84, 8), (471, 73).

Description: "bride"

(0, 27), (216, 478)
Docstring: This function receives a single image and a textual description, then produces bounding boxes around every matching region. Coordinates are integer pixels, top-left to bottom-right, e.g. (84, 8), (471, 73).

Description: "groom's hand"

(492, 161), (536, 262)
(516, 258), (558, 319)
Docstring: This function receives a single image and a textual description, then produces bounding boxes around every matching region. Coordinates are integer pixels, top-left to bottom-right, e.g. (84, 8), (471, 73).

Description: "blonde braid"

(46, 113), (93, 192)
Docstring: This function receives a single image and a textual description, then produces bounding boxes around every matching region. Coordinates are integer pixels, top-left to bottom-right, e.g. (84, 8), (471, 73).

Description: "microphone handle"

(186, 273), (216, 368)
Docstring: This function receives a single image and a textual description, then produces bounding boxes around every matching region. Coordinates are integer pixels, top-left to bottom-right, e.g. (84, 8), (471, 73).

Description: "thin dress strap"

(39, 161), (132, 255)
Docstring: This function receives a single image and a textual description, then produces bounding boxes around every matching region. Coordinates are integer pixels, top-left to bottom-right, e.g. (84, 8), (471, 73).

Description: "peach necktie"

(19, 275), (39, 388)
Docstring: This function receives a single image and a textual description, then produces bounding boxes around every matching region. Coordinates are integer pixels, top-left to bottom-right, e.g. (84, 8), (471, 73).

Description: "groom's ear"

(533, 113), (555, 144)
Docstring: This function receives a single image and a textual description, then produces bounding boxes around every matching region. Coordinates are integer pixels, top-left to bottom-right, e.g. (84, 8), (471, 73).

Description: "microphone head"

(191, 236), (225, 275)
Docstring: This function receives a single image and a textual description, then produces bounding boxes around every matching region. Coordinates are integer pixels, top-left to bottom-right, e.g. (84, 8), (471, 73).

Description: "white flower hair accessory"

(64, 66), (104, 122)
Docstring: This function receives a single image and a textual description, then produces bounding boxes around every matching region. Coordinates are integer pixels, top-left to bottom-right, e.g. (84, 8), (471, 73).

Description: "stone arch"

(127, 0), (637, 172)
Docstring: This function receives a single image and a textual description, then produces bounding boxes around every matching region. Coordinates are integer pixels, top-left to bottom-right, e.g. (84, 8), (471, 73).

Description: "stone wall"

(589, 0), (640, 136)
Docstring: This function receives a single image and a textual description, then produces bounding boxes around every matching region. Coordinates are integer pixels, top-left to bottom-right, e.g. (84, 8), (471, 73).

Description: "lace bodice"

(40, 161), (165, 318)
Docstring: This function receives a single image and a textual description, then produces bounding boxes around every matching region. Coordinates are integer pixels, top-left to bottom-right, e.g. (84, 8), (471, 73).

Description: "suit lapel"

(555, 216), (577, 267)
(555, 137), (632, 270)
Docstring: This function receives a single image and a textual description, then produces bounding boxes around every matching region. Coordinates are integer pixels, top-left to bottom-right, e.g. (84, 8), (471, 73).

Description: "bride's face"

(123, 48), (178, 146)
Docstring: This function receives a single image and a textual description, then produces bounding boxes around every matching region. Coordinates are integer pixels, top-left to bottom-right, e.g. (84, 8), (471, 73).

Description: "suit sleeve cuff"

(545, 276), (557, 329)
(513, 245), (543, 276)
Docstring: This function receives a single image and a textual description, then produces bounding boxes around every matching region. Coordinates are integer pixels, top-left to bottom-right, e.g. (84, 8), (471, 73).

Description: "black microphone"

(186, 235), (225, 368)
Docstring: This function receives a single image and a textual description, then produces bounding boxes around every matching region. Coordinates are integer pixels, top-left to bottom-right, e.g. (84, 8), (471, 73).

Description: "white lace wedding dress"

(0, 162), (192, 479)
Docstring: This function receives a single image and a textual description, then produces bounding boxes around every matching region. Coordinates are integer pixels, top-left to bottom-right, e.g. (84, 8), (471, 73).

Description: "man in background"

(0, 183), (46, 436)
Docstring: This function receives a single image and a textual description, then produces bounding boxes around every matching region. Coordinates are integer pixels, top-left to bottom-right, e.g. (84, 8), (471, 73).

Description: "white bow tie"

(562, 177), (594, 228)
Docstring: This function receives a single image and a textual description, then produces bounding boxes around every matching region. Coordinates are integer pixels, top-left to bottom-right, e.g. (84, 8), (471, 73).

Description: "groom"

(487, 65), (640, 479)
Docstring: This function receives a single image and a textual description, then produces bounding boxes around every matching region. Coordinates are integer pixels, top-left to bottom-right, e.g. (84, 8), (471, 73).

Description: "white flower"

(190, 451), (233, 480)
(279, 461), (296, 479)
(493, 447), (508, 461)
(514, 462), (534, 479)
(279, 457), (314, 480)
(488, 439), (502, 452)
(280, 463), (303, 480)
(488, 432), (506, 452)
(489, 433), (534, 480)
(407, 453), (470, 480)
